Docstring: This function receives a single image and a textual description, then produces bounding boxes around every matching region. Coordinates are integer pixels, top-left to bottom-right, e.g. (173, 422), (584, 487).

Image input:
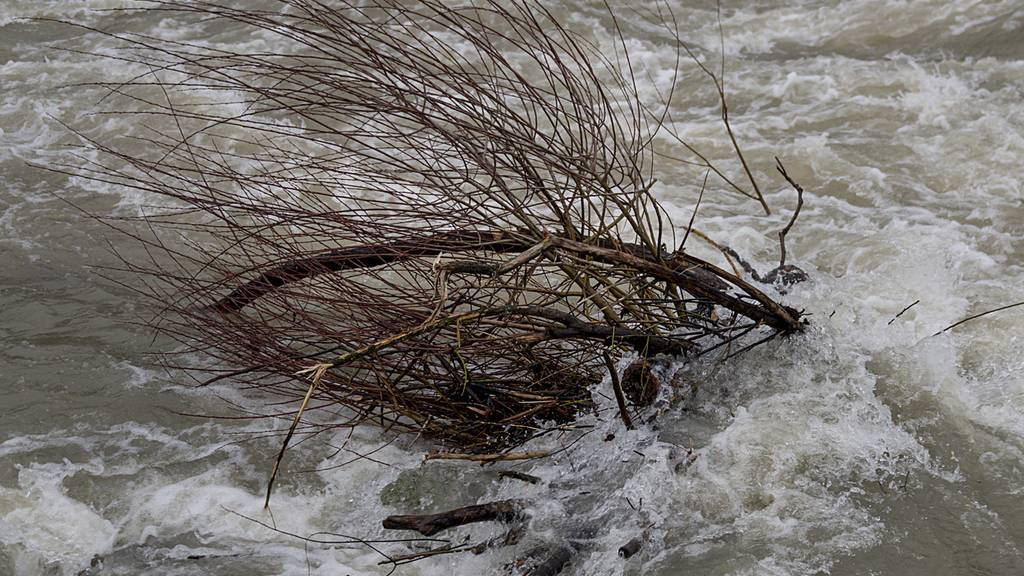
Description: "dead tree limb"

(213, 230), (527, 313)
(211, 230), (801, 332)
(383, 500), (527, 537)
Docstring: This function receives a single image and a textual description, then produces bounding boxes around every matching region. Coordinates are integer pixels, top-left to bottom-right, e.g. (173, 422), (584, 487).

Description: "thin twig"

(679, 170), (709, 251)
(774, 157), (804, 267)
(933, 300), (1024, 336)
(603, 351), (635, 430)
(265, 363), (328, 508)
(887, 300), (920, 325)
(424, 450), (551, 463)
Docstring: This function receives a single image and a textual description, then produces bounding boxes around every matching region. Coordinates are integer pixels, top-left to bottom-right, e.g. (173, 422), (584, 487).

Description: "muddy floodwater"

(2, 1), (1024, 575)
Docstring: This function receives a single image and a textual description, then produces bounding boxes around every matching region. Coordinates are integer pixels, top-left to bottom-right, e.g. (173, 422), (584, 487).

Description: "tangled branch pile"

(69, 1), (802, 459)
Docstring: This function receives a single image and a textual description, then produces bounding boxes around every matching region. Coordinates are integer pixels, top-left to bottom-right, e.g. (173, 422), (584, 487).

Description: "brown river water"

(2, 1), (1024, 575)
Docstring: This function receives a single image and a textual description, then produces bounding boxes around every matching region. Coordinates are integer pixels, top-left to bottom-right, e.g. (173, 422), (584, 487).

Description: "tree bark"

(211, 229), (802, 333)
(383, 499), (526, 536)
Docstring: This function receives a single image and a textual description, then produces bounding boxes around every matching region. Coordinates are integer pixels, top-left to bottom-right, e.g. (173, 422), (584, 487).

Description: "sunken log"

(383, 499), (527, 537)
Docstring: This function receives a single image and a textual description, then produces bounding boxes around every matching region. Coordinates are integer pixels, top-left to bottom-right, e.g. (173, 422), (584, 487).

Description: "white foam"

(4, 1), (1024, 574)
(0, 464), (116, 576)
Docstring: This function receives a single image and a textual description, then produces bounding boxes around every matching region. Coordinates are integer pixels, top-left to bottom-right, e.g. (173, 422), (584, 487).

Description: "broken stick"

(383, 499), (527, 537)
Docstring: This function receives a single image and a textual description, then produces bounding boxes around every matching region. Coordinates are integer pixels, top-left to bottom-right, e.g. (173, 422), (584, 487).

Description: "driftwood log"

(383, 496), (656, 575)
(383, 499), (527, 537)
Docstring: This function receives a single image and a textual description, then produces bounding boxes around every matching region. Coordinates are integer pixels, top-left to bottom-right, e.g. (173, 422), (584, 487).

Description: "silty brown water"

(2, 1), (1023, 575)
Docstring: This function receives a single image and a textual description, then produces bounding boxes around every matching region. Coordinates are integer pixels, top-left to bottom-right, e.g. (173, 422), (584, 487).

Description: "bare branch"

(775, 157), (805, 267)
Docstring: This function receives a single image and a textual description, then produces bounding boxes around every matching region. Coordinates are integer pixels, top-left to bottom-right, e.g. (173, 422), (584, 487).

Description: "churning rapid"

(2, 1), (1024, 575)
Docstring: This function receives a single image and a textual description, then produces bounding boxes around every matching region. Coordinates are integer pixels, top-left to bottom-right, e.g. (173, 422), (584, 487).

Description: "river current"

(2, 1), (1024, 575)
